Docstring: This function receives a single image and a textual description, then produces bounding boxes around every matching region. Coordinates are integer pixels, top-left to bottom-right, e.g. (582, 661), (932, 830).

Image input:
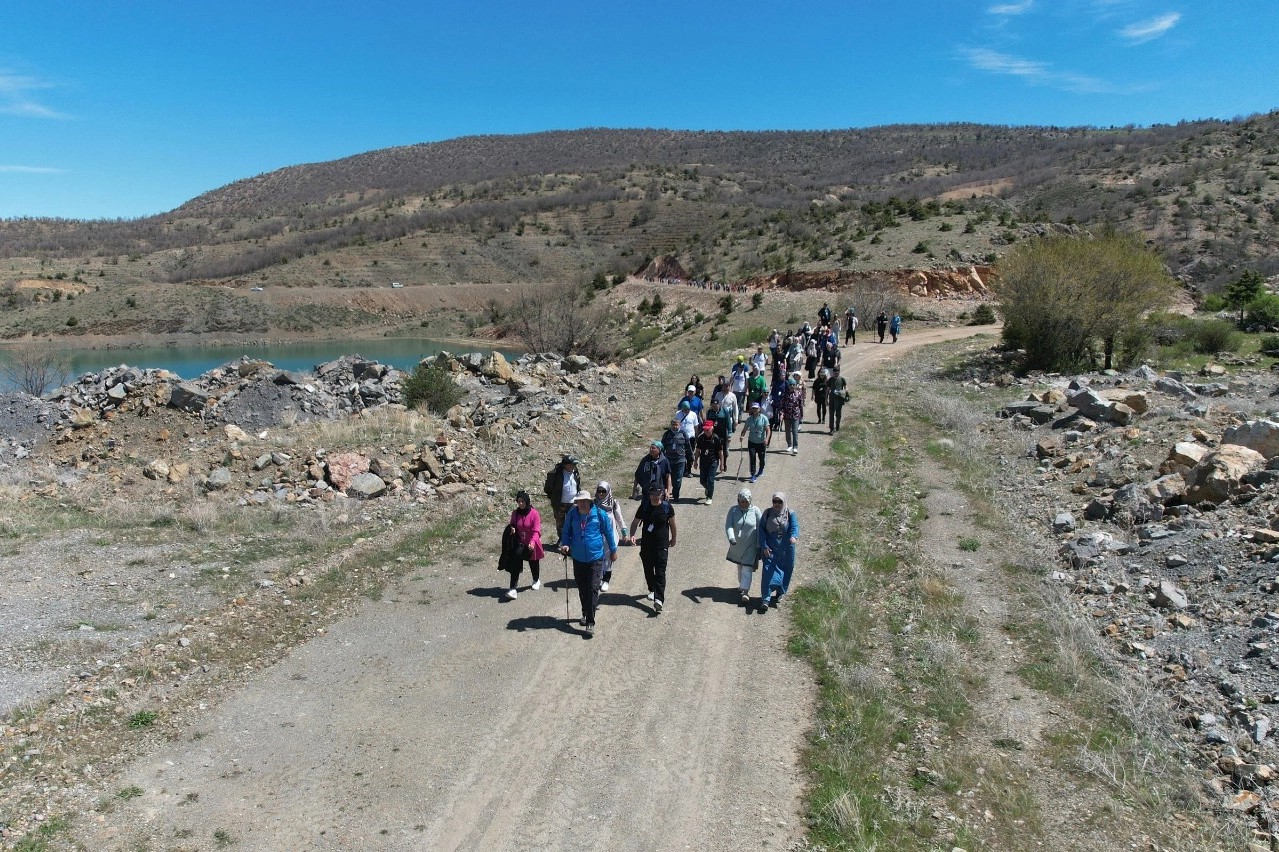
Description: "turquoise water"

(0, 337), (520, 391)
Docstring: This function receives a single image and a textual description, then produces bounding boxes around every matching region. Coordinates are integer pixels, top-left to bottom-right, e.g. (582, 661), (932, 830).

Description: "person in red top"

(503, 490), (545, 599)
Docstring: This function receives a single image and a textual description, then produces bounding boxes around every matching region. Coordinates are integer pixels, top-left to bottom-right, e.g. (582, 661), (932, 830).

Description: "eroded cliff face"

(740, 265), (996, 298)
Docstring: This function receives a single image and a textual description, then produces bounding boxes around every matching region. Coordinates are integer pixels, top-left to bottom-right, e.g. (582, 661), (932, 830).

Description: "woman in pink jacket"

(504, 490), (545, 599)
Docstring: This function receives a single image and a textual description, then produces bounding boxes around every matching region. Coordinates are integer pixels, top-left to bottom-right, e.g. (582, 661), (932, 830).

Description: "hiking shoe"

(654, 599), (663, 613)
(504, 588), (518, 600)
(601, 581), (610, 592)
(530, 580), (541, 591)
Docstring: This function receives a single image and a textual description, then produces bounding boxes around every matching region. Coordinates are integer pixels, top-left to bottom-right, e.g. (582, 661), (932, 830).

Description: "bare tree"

(508, 285), (615, 360)
(2, 347), (70, 396)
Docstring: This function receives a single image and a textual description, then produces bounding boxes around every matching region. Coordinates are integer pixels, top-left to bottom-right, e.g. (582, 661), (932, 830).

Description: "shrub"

(751, 292), (763, 310)
(1247, 294), (1279, 329)
(912, 241), (929, 254)
(970, 303), (997, 325)
(1199, 293), (1227, 312)
(65, 316), (79, 327)
(719, 294), (735, 314)
(402, 363), (465, 415)
(1259, 334), (1279, 356)
(1191, 319), (1242, 354)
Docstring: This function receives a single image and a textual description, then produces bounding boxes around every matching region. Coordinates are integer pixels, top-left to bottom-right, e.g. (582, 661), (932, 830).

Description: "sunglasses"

(772, 499), (783, 504)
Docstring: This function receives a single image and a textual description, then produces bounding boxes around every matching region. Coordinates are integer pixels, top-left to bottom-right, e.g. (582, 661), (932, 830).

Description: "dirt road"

(88, 327), (991, 851)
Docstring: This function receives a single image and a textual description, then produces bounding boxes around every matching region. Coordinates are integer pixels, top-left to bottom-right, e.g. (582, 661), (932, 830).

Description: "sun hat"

(562, 454), (578, 465)
(573, 490), (593, 503)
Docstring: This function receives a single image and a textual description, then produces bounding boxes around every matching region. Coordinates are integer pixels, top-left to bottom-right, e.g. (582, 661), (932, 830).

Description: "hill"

(1, 116), (1277, 340)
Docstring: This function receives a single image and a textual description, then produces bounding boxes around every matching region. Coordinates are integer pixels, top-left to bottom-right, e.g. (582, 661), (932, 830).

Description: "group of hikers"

(497, 301), (889, 636)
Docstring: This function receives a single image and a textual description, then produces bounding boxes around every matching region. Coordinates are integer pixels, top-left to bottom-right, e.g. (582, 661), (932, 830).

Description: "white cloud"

(1119, 12), (1181, 43)
(988, 1), (1034, 14)
(963, 47), (1123, 94)
(0, 165), (64, 173)
(0, 71), (65, 119)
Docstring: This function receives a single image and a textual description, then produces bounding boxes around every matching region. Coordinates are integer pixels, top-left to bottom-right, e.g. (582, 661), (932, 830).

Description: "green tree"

(402, 363), (465, 415)
(994, 231), (1176, 371)
(1227, 270), (1266, 324)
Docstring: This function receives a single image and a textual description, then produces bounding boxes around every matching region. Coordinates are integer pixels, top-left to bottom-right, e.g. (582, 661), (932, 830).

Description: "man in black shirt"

(629, 487), (677, 614)
(692, 420), (728, 506)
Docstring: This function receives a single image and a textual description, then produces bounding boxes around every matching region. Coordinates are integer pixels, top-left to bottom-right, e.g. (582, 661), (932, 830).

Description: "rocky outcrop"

(739, 265), (997, 299)
(634, 254), (690, 281)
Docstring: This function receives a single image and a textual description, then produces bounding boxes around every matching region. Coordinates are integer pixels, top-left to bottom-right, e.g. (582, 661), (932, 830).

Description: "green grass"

(127, 709), (159, 729)
(12, 815), (71, 852)
(958, 536), (981, 552)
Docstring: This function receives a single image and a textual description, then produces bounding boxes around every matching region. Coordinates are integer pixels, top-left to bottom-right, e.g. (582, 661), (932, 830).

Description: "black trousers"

(748, 441), (767, 476)
(572, 558), (604, 625)
(640, 546), (668, 603)
(829, 400), (845, 432)
(507, 559), (540, 589)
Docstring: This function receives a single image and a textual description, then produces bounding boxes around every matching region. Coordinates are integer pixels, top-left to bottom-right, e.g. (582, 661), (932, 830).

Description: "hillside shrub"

(1191, 319), (1242, 354)
(1199, 294), (1227, 312)
(402, 363), (464, 415)
(1247, 294), (1279, 329)
(1258, 334), (1279, 356)
(969, 303), (997, 325)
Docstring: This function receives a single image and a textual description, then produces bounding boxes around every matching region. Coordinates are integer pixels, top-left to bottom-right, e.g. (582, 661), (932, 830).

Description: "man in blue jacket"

(559, 490), (618, 635)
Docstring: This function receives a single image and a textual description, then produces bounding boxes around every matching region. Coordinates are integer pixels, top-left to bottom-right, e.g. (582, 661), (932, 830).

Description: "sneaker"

(601, 581), (610, 591)
(654, 599), (663, 613)
(646, 591), (655, 601)
(789, 447), (797, 456)
(759, 597), (769, 611)
(579, 618), (588, 626)
(771, 592), (781, 607)
(749, 475), (758, 483)
(740, 591), (750, 605)
(584, 623), (595, 635)
(530, 580), (541, 591)
(704, 498), (713, 506)
(504, 588), (518, 600)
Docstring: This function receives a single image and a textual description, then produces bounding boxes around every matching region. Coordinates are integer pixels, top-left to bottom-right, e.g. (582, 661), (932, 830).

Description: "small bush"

(402, 363), (465, 415)
(1200, 293), (1227, 312)
(127, 710), (158, 729)
(1192, 319), (1242, 354)
(719, 294), (735, 314)
(970, 303), (997, 325)
(751, 292), (763, 310)
(65, 316), (79, 327)
(1259, 334), (1279, 356)
(1248, 294), (1279, 328)
(912, 241), (929, 254)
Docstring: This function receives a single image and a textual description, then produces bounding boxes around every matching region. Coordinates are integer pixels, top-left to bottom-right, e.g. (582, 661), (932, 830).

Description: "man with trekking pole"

(559, 490), (618, 636)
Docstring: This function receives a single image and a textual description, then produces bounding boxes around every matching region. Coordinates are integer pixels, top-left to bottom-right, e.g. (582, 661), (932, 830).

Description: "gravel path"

(83, 329), (981, 851)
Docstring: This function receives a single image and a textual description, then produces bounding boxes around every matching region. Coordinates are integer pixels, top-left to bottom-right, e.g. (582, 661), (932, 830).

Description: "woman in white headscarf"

(760, 491), (799, 610)
(594, 481), (630, 591)
(725, 488), (763, 606)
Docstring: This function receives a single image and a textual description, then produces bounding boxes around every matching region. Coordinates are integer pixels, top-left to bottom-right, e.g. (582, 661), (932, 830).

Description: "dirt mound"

(635, 254), (690, 282)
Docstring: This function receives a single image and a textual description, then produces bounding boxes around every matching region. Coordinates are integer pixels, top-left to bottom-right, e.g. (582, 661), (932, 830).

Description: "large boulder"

(168, 383), (210, 413)
(480, 352), (515, 382)
(347, 472), (387, 499)
(1143, 473), (1187, 506)
(326, 452), (370, 492)
(1223, 420), (1279, 460)
(1184, 444), (1266, 504)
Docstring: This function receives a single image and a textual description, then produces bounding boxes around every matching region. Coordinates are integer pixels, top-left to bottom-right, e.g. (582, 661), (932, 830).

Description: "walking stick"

(735, 437), (745, 479)
(562, 552), (571, 623)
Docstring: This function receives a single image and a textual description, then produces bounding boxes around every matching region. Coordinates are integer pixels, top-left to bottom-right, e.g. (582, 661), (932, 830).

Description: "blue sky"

(2, 0), (1275, 220)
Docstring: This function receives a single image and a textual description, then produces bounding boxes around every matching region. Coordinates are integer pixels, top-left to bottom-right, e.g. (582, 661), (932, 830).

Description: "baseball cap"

(687, 384), (697, 392)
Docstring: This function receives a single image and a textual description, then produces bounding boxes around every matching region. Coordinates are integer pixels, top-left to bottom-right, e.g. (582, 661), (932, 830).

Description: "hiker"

(730, 356), (749, 398)
(542, 454), (580, 545)
(767, 329), (781, 363)
(890, 313), (902, 343)
(687, 375), (705, 400)
(680, 384), (705, 419)
(594, 481), (630, 591)
(819, 302), (833, 326)
(725, 488), (763, 606)
(822, 336), (841, 372)
(844, 308), (857, 345)
(501, 490), (544, 599)
(629, 486), (677, 614)
(876, 311), (888, 343)
(812, 369), (828, 425)
(634, 440), (674, 501)
(692, 419), (728, 505)
(827, 366), (849, 433)
(760, 492), (799, 610)
(709, 396), (735, 447)
(559, 491), (619, 635)
(675, 401), (698, 472)
(739, 401), (772, 483)
(713, 377), (739, 427)
(781, 375), (804, 455)
(804, 335), (820, 380)
(750, 345), (769, 376)
(660, 417), (689, 501)
(746, 365), (768, 410)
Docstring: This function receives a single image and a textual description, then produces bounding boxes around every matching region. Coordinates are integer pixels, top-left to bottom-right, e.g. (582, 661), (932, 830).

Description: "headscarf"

(514, 490), (532, 515)
(736, 488), (752, 503)
(594, 481), (618, 513)
(766, 491), (789, 536)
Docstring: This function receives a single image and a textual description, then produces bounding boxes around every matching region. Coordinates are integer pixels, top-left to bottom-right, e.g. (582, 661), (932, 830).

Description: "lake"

(0, 337), (520, 392)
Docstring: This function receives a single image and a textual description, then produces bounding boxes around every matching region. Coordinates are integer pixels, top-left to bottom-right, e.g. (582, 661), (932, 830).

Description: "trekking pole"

(562, 552), (571, 623)
(735, 437), (745, 480)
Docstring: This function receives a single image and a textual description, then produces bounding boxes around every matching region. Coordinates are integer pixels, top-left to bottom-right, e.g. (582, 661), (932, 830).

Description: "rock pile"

(2, 349), (651, 508)
(990, 361), (1279, 831)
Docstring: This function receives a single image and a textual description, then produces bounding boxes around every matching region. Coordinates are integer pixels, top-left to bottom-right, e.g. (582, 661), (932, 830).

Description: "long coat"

(725, 504), (763, 567)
